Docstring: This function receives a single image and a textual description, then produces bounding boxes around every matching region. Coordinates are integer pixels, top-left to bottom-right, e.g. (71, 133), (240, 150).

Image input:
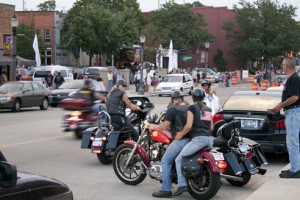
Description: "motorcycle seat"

(202, 146), (212, 151)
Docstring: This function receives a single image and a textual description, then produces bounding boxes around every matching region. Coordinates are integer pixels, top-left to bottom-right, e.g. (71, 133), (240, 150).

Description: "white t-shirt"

(95, 82), (106, 91)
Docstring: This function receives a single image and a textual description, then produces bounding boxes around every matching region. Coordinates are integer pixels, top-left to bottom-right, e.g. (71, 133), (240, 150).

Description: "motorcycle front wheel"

(113, 144), (147, 185)
(187, 163), (221, 200)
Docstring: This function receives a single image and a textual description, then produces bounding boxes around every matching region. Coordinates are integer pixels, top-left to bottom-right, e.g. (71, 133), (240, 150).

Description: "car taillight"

(212, 114), (223, 123)
(276, 119), (285, 129)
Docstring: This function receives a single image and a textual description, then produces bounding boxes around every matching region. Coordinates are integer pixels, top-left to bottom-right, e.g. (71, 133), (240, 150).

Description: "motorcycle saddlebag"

(81, 127), (98, 148)
(61, 98), (92, 111)
(107, 131), (120, 149)
(181, 152), (203, 178)
(224, 152), (243, 175)
(251, 144), (268, 166)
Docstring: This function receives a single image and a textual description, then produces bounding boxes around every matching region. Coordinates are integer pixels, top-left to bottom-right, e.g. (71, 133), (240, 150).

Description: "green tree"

(149, 2), (214, 53)
(213, 49), (228, 72)
(185, 1), (205, 8)
(16, 24), (44, 60)
(62, 0), (143, 65)
(222, 0), (300, 66)
(37, 0), (56, 11)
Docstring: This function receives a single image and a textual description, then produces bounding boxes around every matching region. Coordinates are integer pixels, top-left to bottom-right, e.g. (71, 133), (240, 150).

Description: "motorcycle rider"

(149, 90), (190, 198)
(106, 79), (141, 142)
(77, 79), (107, 112)
(173, 89), (214, 196)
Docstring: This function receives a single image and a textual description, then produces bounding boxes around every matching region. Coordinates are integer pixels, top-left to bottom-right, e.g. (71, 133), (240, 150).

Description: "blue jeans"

(285, 107), (300, 172)
(175, 136), (213, 187)
(160, 138), (190, 191)
(108, 80), (113, 91)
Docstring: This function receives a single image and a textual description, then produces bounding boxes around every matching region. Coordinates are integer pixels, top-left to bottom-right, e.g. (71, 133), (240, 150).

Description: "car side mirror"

(0, 161), (17, 188)
(22, 89), (30, 93)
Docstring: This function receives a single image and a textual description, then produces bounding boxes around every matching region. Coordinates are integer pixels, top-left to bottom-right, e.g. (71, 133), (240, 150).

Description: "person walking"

(107, 71), (113, 91)
(144, 71), (151, 92)
(173, 89), (214, 196)
(152, 72), (159, 92)
(0, 71), (8, 85)
(218, 73), (223, 87)
(44, 71), (54, 90)
(151, 91), (190, 198)
(53, 72), (65, 89)
(273, 57), (300, 178)
(255, 71), (261, 87)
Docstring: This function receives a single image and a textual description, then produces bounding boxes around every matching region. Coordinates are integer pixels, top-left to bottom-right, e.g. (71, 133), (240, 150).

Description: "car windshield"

(85, 68), (100, 75)
(166, 76), (182, 82)
(272, 75), (287, 82)
(59, 81), (84, 89)
(223, 95), (280, 111)
(0, 83), (24, 92)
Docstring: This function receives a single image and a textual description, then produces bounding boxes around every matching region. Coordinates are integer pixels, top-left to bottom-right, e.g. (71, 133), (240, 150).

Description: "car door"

(21, 82), (35, 107)
(184, 75), (192, 92)
(32, 82), (44, 106)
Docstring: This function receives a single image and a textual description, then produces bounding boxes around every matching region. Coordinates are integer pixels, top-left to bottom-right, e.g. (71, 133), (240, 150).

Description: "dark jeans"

(110, 115), (139, 142)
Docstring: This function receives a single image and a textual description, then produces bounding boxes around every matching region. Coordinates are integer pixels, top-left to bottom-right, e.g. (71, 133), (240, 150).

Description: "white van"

(32, 65), (74, 85)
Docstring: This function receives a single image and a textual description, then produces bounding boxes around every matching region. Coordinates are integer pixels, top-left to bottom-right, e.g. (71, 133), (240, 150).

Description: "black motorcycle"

(212, 120), (268, 186)
(80, 97), (154, 165)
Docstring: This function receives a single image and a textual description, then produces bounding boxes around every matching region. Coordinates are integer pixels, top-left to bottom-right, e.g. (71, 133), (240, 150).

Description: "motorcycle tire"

(225, 172), (251, 187)
(113, 144), (147, 185)
(97, 152), (112, 165)
(75, 130), (83, 139)
(187, 163), (221, 200)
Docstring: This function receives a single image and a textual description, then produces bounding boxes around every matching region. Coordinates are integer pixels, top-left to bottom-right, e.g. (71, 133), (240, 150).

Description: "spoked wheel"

(225, 172), (251, 187)
(187, 164), (221, 200)
(113, 144), (147, 185)
(97, 152), (113, 165)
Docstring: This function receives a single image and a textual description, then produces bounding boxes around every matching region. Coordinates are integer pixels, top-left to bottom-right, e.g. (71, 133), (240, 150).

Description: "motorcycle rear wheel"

(225, 172), (251, 187)
(97, 152), (112, 165)
(187, 164), (221, 200)
(113, 144), (147, 185)
(75, 130), (83, 139)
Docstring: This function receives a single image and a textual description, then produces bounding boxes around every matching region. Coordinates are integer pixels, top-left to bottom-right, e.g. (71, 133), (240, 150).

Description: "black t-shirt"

(164, 104), (189, 139)
(187, 104), (212, 138)
(282, 72), (300, 108)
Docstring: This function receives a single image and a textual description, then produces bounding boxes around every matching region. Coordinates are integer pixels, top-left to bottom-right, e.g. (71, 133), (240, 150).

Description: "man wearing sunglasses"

(106, 79), (141, 141)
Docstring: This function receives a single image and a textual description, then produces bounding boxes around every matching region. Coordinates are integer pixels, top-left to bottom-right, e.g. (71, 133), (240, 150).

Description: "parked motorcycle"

(112, 115), (228, 200)
(81, 97), (154, 165)
(212, 120), (268, 186)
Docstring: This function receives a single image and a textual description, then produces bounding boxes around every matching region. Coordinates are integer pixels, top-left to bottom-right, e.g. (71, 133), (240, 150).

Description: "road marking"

(0, 135), (71, 148)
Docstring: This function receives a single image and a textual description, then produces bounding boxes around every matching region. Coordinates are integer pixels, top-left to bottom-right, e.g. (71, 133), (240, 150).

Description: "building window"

(36, 29), (41, 36)
(45, 48), (52, 65)
(44, 29), (51, 43)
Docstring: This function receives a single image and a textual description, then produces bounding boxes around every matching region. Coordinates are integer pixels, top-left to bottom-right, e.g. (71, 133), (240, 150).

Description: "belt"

(284, 105), (300, 111)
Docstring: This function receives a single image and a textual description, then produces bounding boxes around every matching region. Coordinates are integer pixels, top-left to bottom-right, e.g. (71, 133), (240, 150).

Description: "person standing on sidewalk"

(273, 57), (300, 178)
(107, 71), (113, 91)
(54, 72), (65, 89)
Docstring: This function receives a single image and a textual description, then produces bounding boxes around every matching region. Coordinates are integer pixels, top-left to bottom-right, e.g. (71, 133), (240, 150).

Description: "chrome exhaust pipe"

(220, 173), (244, 182)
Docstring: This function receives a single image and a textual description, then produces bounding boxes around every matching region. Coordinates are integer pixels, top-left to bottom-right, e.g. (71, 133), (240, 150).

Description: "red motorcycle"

(112, 115), (228, 200)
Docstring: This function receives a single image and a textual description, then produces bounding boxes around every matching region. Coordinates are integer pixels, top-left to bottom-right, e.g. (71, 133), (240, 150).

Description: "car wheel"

(40, 97), (49, 110)
(12, 99), (21, 112)
(158, 94), (162, 97)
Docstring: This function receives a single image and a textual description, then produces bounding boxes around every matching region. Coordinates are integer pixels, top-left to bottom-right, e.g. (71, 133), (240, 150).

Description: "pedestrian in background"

(273, 57), (300, 178)
(218, 73), (223, 87)
(107, 71), (113, 91)
(95, 76), (106, 91)
(255, 71), (261, 87)
(144, 71), (151, 92)
(0, 71), (8, 85)
(152, 72), (159, 92)
(54, 72), (65, 89)
(44, 71), (54, 90)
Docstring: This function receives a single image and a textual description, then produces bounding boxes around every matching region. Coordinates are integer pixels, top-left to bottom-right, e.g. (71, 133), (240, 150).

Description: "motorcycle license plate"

(239, 143), (250, 152)
(92, 140), (102, 147)
(213, 152), (224, 161)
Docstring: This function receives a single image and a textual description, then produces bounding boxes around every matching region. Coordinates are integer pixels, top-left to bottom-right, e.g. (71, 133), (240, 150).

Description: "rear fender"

(200, 150), (225, 173)
(124, 141), (149, 166)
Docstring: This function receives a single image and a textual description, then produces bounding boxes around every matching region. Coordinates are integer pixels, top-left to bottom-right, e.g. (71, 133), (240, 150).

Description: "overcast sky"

(1, 0), (299, 20)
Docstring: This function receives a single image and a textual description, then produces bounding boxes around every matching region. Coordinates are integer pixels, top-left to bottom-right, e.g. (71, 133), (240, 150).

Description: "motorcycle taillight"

(275, 119), (285, 129)
(212, 114), (223, 123)
(217, 161), (227, 169)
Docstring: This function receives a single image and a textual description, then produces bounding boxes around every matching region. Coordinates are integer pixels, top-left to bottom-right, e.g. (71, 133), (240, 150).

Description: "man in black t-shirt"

(273, 57), (300, 178)
(150, 91), (190, 198)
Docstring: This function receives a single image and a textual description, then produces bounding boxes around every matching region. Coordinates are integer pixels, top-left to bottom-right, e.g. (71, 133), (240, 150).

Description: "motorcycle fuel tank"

(151, 130), (171, 144)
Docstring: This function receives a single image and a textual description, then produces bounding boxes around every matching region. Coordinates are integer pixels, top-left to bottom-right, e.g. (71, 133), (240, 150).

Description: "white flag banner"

(168, 40), (173, 73)
(32, 33), (41, 67)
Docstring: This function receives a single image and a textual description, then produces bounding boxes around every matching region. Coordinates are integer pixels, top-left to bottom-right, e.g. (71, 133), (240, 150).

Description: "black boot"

(152, 190), (172, 198)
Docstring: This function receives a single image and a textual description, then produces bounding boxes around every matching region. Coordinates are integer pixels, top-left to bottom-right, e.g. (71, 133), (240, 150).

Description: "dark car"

(50, 80), (107, 107)
(0, 81), (52, 112)
(0, 151), (73, 200)
(212, 91), (287, 158)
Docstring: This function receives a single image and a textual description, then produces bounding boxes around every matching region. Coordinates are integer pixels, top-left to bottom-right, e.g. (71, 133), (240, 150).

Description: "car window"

(166, 76), (182, 82)
(223, 95), (280, 111)
(32, 82), (41, 91)
(185, 75), (192, 82)
(34, 70), (50, 78)
(23, 83), (33, 91)
(85, 68), (100, 75)
(60, 70), (67, 77)
(0, 83), (24, 92)
(183, 76), (186, 83)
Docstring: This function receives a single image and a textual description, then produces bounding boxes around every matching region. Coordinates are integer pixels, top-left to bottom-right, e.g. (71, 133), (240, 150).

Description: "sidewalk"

(246, 164), (300, 200)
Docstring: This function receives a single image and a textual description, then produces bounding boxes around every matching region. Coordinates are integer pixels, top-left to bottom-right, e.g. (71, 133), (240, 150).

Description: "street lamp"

(158, 44), (162, 68)
(204, 42), (210, 79)
(11, 13), (19, 81)
(196, 48), (199, 69)
(138, 34), (146, 95)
